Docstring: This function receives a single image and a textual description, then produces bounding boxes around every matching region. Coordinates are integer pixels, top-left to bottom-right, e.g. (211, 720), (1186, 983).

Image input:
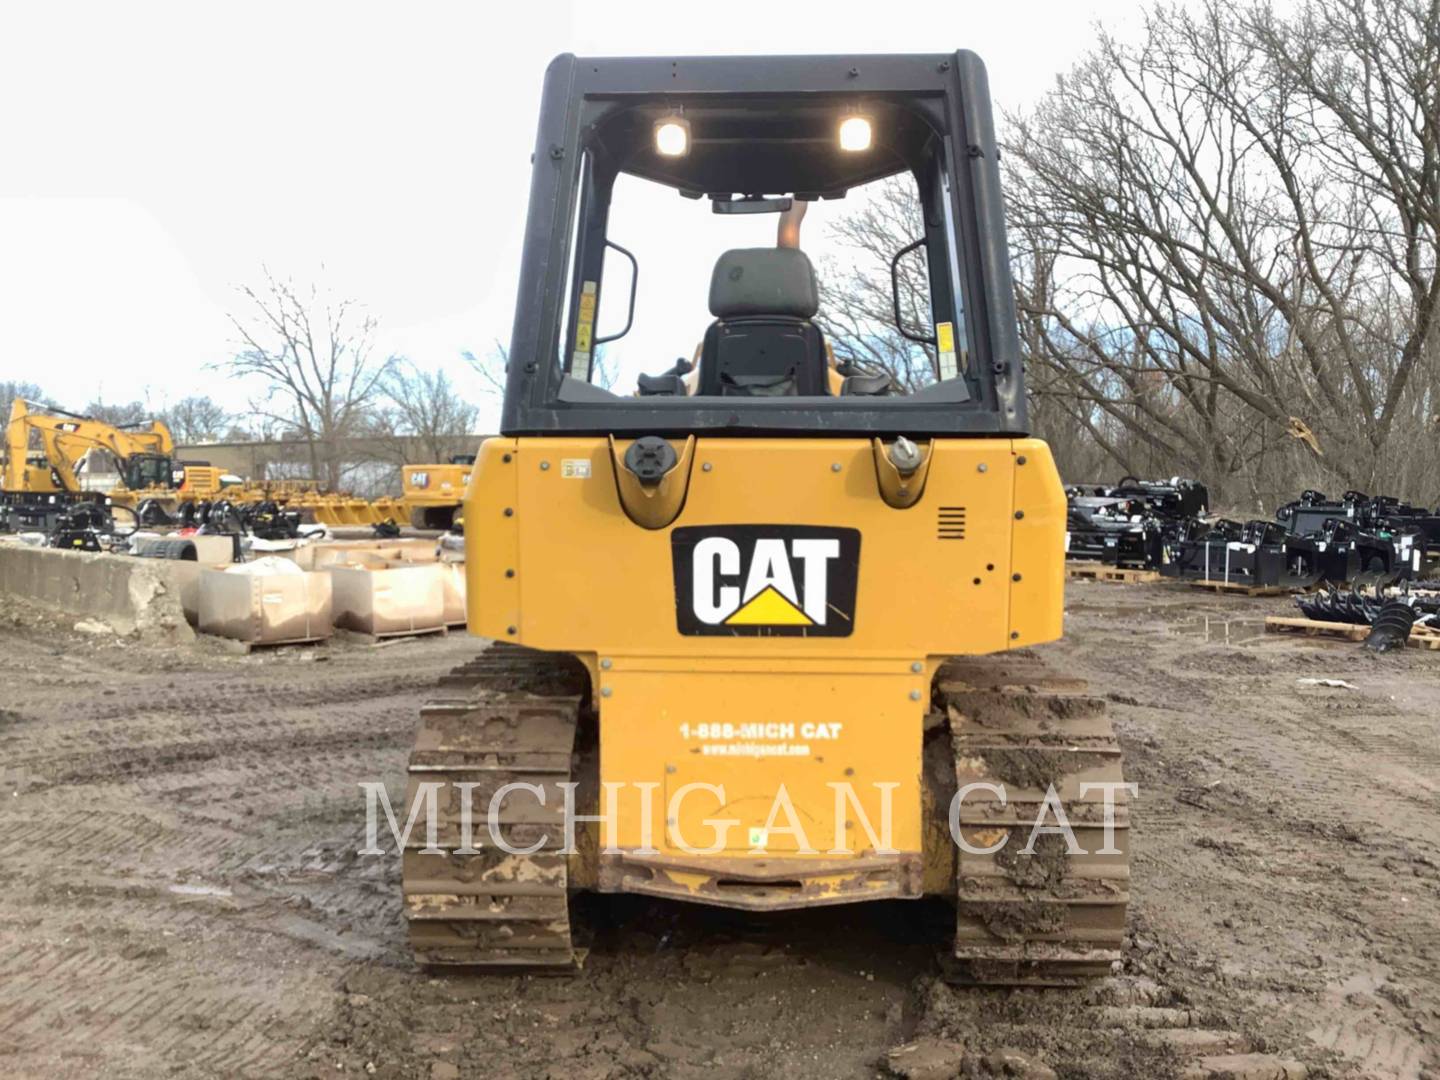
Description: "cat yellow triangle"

(724, 585), (813, 626)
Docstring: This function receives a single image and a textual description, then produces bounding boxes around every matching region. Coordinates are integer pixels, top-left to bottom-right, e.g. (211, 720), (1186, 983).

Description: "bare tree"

(1004, 0), (1439, 505)
(376, 361), (480, 463)
(83, 398), (152, 426)
(462, 343), (509, 396)
(225, 269), (395, 490)
(815, 177), (937, 392)
(0, 381), (51, 409)
(465, 341), (619, 394)
(161, 396), (231, 445)
(811, 1), (1437, 508)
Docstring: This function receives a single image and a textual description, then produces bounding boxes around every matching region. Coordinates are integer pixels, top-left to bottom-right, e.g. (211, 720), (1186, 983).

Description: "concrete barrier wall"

(0, 543), (195, 642)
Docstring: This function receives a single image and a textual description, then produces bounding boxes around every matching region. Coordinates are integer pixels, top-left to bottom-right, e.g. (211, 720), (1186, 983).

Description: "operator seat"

(697, 248), (830, 396)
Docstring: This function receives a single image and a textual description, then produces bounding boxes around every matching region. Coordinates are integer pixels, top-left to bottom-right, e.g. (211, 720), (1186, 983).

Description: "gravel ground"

(0, 580), (1435, 1078)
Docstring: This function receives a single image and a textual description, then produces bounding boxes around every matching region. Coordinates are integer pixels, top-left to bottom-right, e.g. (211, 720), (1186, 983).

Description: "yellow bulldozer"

(399, 50), (1128, 986)
(402, 454), (474, 530)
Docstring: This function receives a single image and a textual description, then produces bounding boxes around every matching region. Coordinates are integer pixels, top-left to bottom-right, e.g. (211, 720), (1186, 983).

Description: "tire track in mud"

(76, 670), (443, 723)
(0, 930), (328, 1076)
(5, 590), (1440, 1078)
(0, 624), (481, 1078)
(1061, 592), (1440, 1078)
(34, 722), (413, 787)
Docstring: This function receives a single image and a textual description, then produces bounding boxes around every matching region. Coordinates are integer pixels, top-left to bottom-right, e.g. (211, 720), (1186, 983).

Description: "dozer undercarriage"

(402, 644), (1128, 985)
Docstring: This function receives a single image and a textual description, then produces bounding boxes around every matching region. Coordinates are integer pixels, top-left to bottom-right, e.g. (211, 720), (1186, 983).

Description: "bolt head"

(831, 463), (842, 473)
(977, 463), (988, 473)
(601, 686), (612, 698)
(540, 461), (550, 471)
(909, 689), (922, 701)
(702, 462), (713, 472)
(600, 658), (612, 669)
(911, 661), (923, 673)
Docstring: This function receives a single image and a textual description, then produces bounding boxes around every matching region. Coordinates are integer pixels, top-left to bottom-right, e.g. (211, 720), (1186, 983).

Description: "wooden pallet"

(349, 624), (449, 645)
(201, 632), (330, 655)
(1263, 616), (1440, 650)
(1065, 561), (1161, 584)
(1187, 579), (1292, 597)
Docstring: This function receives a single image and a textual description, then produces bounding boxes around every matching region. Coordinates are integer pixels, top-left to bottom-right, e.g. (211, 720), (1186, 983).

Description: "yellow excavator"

(400, 51), (1128, 985)
(1, 399), (231, 528)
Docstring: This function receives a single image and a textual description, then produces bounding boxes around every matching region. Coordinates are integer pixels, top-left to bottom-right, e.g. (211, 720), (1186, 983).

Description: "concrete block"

(0, 543), (193, 641)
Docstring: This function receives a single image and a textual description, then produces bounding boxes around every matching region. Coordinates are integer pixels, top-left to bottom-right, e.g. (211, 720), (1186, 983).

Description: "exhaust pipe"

(777, 200), (808, 249)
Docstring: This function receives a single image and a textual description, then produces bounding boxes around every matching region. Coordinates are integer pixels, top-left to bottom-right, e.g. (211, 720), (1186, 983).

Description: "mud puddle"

(1165, 614), (1269, 645)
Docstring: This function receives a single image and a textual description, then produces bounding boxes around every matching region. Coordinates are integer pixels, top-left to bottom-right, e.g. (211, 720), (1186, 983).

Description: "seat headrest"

(708, 248), (819, 319)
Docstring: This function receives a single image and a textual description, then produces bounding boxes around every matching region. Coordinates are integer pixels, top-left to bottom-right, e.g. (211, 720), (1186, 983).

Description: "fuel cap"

(623, 436), (678, 486)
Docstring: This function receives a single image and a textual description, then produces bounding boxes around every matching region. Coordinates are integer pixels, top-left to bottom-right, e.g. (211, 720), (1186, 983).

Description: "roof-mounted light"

(838, 114), (872, 152)
(654, 114), (690, 157)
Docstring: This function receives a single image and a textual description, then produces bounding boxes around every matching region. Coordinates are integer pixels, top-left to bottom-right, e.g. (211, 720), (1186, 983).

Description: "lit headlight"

(839, 115), (872, 152)
(654, 116), (690, 157)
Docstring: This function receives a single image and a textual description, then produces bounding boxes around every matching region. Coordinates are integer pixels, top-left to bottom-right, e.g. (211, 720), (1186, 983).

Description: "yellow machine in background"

(399, 51), (1128, 987)
(3, 398), (177, 498)
(1, 398), (230, 526)
(2, 399), (413, 531)
(402, 454), (474, 530)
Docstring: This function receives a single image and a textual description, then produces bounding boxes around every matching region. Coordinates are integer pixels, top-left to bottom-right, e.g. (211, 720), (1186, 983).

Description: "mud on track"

(0, 583), (1436, 1078)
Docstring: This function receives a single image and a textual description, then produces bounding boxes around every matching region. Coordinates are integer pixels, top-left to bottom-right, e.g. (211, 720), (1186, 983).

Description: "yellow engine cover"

(463, 436), (1065, 906)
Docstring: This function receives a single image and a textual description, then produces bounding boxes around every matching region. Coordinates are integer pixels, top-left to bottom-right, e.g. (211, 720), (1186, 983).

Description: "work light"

(838, 115), (872, 152)
(654, 116), (690, 157)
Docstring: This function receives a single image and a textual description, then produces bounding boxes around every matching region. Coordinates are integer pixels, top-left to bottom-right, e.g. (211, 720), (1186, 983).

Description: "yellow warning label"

(936, 321), (959, 380)
(575, 279), (598, 356)
(936, 321), (955, 354)
(724, 585), (814, 626)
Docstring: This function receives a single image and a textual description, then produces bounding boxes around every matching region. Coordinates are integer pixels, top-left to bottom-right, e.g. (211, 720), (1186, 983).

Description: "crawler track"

(403, 646), (1128, 982)
(940, 655), (1130, 985)
(402, 645), (589, 969)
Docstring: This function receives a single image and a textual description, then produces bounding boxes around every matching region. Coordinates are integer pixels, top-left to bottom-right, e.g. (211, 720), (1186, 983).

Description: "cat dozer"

(401, 51), (1129, 985)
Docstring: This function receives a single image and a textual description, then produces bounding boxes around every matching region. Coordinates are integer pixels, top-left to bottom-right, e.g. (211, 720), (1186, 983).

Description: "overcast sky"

(0, 1), (1158, 432)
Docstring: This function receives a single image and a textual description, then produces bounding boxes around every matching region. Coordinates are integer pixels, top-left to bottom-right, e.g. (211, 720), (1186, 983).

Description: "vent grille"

(937, 506), (967, 540)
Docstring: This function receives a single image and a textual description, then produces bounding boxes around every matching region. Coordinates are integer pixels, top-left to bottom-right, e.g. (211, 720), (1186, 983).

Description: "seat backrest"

(698, 249), (829, 397)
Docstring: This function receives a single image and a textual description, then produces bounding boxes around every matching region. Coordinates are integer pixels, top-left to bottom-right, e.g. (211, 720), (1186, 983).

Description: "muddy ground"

(0, 581), (1436, 1079)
